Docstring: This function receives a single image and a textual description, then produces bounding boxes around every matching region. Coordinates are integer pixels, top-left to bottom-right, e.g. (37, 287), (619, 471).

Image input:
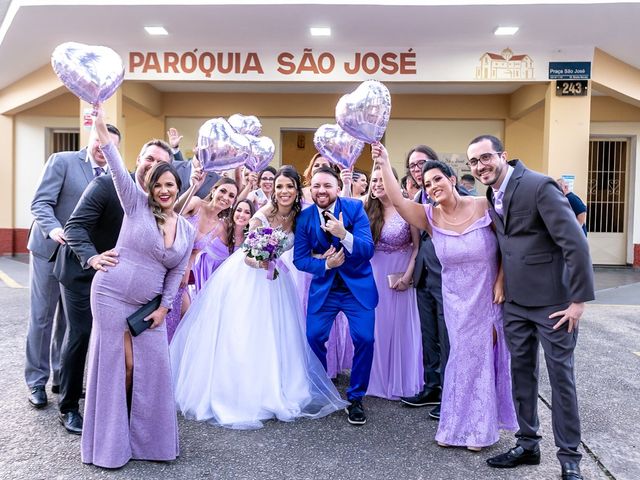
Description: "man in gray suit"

(468, 135), (594, 480)
(25, 124), (121, 409)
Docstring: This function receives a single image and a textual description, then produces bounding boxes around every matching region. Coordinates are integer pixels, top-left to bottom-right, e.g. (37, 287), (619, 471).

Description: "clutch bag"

(126, 295), (162, 337)
(387, 272), (404, 289)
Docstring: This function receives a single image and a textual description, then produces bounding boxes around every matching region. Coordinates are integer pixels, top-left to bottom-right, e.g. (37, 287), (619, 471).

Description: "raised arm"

(94, 107), (138, 215)
(372, 143), (429, 231)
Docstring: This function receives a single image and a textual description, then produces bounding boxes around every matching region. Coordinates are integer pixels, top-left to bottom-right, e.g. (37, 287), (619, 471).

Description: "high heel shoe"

(467, 446), (482, 452)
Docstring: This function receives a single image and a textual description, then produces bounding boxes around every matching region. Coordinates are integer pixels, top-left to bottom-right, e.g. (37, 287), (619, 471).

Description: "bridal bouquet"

(243, 226), (290, 279)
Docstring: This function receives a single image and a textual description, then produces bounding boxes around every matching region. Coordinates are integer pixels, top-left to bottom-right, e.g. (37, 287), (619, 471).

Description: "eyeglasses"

(466, 152), (502, 168)
(408, 160), (427, 171)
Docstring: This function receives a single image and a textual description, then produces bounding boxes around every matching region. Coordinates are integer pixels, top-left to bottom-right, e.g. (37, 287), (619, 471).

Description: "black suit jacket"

(53, 173), (131, 295)
(173, 151), (219, 198)
(488, 159), (594, 306)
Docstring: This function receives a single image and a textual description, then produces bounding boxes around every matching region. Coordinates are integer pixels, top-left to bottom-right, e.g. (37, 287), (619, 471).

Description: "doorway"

(587, 138), (630, 265)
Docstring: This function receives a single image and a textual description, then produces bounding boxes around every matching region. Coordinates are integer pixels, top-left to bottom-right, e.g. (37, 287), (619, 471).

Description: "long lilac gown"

(192, 236), (232, 293)
(367, 212), (424, 399)
(166, 214), (226, 342)
(425, 204), (517, 447)
(81, 142), (195, 469)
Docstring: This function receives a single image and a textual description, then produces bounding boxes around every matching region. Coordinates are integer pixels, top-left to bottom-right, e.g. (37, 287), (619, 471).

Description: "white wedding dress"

(170, 212), (347, 429)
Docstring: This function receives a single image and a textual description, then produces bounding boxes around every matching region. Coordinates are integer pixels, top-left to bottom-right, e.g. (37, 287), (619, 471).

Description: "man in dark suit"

(53, 137), (175, 434)
(468, 135), (594, 480)
(294, 166), (378, 425)
(399, 146), (447, 421)
(25, 124), (120, 409)
(167, 127), (219, 197)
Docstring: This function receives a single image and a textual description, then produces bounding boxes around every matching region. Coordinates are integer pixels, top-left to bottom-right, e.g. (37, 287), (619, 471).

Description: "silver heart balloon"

(245, 135), (276, 172)
(335, 80), (391, 143)
(197, 118), (252, 172)
(51, 42), (124, 106)
(228, 114), (262, 137)
(313, 124), (365, 170)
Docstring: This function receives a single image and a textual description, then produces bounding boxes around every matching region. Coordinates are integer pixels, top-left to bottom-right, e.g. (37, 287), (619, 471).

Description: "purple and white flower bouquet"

(242, 226), (290, 279)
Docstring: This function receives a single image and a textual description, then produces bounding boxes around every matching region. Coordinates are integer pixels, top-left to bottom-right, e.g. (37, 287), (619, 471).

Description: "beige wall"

(385, 118), (504, 171)
(123, 100), (164, 169)
(505, 105), (545, 172)
(14, 115), (79, 228)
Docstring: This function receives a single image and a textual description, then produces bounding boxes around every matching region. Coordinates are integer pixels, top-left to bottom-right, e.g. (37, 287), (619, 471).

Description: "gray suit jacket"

(488, 160), (594, 307)
(28, 148), (94, 259)
(173, 151), (219, 198)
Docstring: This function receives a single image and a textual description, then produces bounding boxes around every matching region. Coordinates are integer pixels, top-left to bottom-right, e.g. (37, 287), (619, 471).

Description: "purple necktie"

(93, 166), (105, 177)
(494, 190), (504, 216)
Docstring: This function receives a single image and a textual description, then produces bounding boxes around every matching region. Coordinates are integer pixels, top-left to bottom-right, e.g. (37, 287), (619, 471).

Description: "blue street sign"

(549, 62), (591, 80)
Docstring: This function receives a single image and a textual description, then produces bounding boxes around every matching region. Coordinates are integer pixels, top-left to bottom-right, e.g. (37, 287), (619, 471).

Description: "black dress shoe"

(51, 384), (60, 394)
(487, 445), (541, 468)
(428, 405), (440, 420)
(59, 410), (83, 435)
(28, 385), (48, 409)
(345, 400), (366, 425)
(400, 388), (441, 407)
(562, 462), (583, 480)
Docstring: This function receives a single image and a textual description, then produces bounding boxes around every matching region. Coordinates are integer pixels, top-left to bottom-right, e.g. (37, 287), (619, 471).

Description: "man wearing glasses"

(398, 146), (450, 421)
(467, 135), (593, 480)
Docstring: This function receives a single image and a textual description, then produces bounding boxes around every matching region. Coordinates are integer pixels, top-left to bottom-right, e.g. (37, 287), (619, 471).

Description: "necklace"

(273, 208), (293, 222)
(438, 197), (474, 226)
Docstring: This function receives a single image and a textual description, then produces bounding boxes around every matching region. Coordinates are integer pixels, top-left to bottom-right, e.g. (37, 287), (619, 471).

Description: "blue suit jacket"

(294, 197), (378, 314)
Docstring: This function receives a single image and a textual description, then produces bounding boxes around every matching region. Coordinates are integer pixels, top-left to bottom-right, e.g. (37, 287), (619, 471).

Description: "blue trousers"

(307, 289), (375, 401)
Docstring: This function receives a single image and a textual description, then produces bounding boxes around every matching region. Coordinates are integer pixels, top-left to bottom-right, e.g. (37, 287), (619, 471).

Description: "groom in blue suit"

(294, 166), (378, 425)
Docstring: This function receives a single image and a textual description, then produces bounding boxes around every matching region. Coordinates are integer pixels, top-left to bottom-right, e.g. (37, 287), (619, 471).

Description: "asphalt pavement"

(0, 256), (638, 480)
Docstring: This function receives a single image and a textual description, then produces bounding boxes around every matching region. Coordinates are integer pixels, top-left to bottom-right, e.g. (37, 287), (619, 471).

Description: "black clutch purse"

(126, 295), (162, 337)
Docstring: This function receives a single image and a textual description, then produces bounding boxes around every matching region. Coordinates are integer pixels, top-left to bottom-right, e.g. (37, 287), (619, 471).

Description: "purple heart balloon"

(335, 80), (391, 143)
(313, 124), (365, 170)
(197, 118), (251, 172)
(228, 114), (262, 137)
(245, 135), (275, 172)
(51, 42), (124, 106)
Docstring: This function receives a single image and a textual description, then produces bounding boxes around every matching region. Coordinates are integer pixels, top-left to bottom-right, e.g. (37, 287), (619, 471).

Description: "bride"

(170, 166), (347, 429)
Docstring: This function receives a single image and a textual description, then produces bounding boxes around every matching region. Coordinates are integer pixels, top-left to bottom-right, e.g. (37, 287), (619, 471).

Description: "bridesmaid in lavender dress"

(364, 166), (423, 399)
(192, 199), (254, 293)
(82, 109), (195, 468)
(374, 143), (517, 451)
(165, 178), (240, 342)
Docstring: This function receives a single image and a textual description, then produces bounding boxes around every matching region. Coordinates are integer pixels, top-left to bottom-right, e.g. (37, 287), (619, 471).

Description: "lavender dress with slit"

(425, 204), (517, 447)
(81, 142), (195, 469)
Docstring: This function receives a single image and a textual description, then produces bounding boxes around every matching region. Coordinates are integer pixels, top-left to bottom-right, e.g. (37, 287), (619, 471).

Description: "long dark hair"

(405, 144), (440, 176)
(146, 162), (182, 232)
(206, 177), (239, 219)
(225, 199), (255, 254)
(364, 165), (398, 244)
(270, 166), (304, 230)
